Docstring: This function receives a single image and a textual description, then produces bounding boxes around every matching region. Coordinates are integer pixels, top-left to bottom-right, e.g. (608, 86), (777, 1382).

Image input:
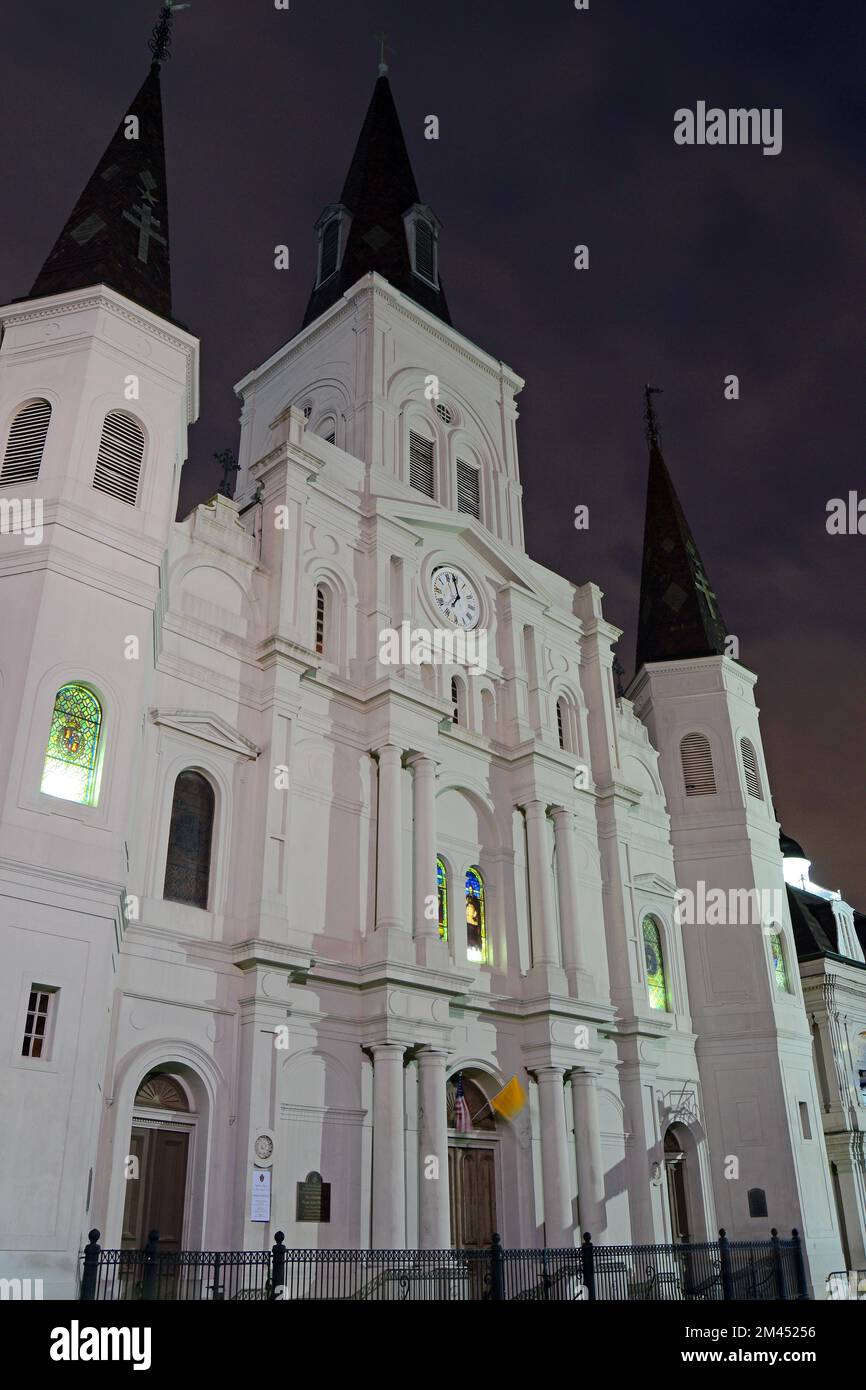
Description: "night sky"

(2, 2), (864, 900)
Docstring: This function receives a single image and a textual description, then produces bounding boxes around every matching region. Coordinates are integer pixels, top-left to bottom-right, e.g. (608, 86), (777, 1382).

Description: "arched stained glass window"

(642, 916), (669, 1011)
(436, 857), (448, 941)
(769, 930), (790, 992)
(163, 770), (215, 909)
(40, 683), (103, 805)
(466, 866), (487, 963)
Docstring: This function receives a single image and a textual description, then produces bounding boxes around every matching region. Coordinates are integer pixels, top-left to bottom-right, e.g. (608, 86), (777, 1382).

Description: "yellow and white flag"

(490, 1075), (527, 1122)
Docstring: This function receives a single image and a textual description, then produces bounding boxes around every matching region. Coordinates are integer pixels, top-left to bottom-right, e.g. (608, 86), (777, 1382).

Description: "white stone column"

(407, 754), (445, 966)
(371, 1043), (406, 1248)
(374, 744), (404, 933)
(536, 1067), (574, 1246)
(570, 1068), (607, 1240)
(551, 806), (593, 996)
(417, 1048), (451, 1248)
(524, 801), (559, 966)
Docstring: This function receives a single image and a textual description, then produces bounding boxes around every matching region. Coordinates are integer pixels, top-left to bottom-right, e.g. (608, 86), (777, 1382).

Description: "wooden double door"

(448, 1145), (497, 1249)
(121, 1126), (190, 1253)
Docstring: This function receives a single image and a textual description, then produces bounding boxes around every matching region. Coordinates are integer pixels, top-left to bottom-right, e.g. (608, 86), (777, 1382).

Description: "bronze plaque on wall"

(296, 1171), (331, 1222)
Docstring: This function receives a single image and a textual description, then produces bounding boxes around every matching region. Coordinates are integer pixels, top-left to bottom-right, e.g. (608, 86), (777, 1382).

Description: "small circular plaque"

(254, 1134), (274, 1162)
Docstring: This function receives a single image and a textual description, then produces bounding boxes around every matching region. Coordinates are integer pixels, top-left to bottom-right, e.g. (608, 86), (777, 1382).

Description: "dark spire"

(26, 5), (185, 320)
(302, 72), (451, 329)
(635, 387), (730, 671)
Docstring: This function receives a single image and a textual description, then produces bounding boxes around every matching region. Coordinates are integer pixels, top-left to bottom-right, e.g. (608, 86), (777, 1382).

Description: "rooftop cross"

(374, 30), (395, 76)
(149, 1), (191, 70)
(215, 449), (239, 498)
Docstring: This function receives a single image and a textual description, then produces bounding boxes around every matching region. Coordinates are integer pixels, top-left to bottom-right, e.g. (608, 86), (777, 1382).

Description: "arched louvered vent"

(680, 732), (716, 796)
(740, 737), (763, 800)
(456, 460), (480, 518)
(1, 399), (51, 486)
(409, 430), (435, 497)
(92, 411), (144, 505)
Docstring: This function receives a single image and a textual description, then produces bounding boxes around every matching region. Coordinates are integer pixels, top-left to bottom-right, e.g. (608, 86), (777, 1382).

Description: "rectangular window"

(409, 432), (435, 497)
(414, 220), (436, 283)
(456, 460), (480, 518)
(21, 986), (57, 1059)
(798, 1101), (812, 1140)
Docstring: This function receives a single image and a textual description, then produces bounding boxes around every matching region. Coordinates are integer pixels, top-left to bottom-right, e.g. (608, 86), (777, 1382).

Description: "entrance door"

(448, 1146), (497, 1249)
(121, 1127), (189, 1253)
(664, 1129), (691, 1243)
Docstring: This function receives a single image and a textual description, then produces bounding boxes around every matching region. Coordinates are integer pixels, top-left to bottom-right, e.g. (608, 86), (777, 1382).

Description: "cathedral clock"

(431, 566), (480, 629)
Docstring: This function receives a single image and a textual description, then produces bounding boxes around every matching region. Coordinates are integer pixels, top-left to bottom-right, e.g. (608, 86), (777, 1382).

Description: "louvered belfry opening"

(456, 460), (480, 518)
(414, 218), (436, 283)
(92, 411), (145, 505)
(741, 738), (763, 800)
(680, 732), (717, 796)
(409, 430), (435, 497)
(0, 399), (52, 486)
(319, 218), (340, 283)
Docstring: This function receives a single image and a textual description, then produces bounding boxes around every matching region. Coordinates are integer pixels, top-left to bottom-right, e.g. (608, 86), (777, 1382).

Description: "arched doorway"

(664, 1126), (691, 1243)
(121, 1071), (195, 1253)
(446, 1073), (499, 1250)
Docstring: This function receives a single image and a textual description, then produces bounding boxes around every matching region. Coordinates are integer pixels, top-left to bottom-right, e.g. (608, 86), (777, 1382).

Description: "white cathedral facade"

(0, 33), (863, 1300)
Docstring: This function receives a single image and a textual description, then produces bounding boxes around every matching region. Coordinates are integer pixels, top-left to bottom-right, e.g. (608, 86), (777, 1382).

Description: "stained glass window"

(163, 771), (215, 909)
(769, 931), (790, 991)
(436, 857), (448, 941)
(643, 916), (669, 1010)
(466, 867), (487, 963)
(40, 683), (103, 805)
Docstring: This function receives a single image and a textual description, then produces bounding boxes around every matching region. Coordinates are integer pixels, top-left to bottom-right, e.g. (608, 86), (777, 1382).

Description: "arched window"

(466, 867), (488, 963)
(740, 738), (763, 800)
(92, 410), (145, 505)
(40, 683), (103, 805)
(451, 676), (461, 725)
(315, 585), (327, 656)
(1, 399), (51, 486)
(642, 916), (669, 1010)
(680, 733), (716, 796)
(436, 857), (448, 942)
(163, 770), (215, 909)
(768, 929), (790, 992)
(556, 698), (567, 750)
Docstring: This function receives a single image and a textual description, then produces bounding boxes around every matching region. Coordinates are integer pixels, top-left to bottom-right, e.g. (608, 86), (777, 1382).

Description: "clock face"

(254, 1135), (274, 1162)
(431, 567), (480, 629)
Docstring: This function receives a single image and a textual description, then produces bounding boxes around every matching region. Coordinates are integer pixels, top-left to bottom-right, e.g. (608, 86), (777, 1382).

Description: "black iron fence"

(79, 1227), (809, 1302)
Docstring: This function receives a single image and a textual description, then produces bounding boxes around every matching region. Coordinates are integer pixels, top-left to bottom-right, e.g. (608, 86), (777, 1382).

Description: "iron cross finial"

(149, 2), (191, 69)
(215, 449), (239, 498)
(374, 30), (395, 75)
(644, 383), (663, 451)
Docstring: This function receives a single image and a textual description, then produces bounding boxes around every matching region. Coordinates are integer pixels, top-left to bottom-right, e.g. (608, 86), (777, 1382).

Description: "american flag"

(454, 1072), (472, 1133)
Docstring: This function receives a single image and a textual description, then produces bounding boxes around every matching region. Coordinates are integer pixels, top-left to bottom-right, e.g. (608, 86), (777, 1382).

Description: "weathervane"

(374, 30), (395, 75)
(215, 449), (239, 498)
(150, 1), (191, 69)
(644, 383), (663, 451)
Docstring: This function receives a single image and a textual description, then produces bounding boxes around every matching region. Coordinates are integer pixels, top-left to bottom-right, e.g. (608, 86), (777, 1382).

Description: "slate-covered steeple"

(302, 70), (451, 329)
(27, 6), (178, 321)
(635, 388), (730, 671)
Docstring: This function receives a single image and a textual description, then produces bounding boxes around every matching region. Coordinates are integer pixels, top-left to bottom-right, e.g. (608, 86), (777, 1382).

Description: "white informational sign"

(250, 1167), (271, 1222)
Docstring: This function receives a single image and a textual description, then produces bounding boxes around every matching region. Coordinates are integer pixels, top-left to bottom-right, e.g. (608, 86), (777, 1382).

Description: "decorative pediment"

(151, 709), (260, 760)
(633, 871), (680, 898)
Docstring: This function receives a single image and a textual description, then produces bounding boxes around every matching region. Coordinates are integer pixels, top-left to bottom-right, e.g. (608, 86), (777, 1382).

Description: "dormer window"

(404, 204), (441, 288)
(315, 204), (350, 288)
